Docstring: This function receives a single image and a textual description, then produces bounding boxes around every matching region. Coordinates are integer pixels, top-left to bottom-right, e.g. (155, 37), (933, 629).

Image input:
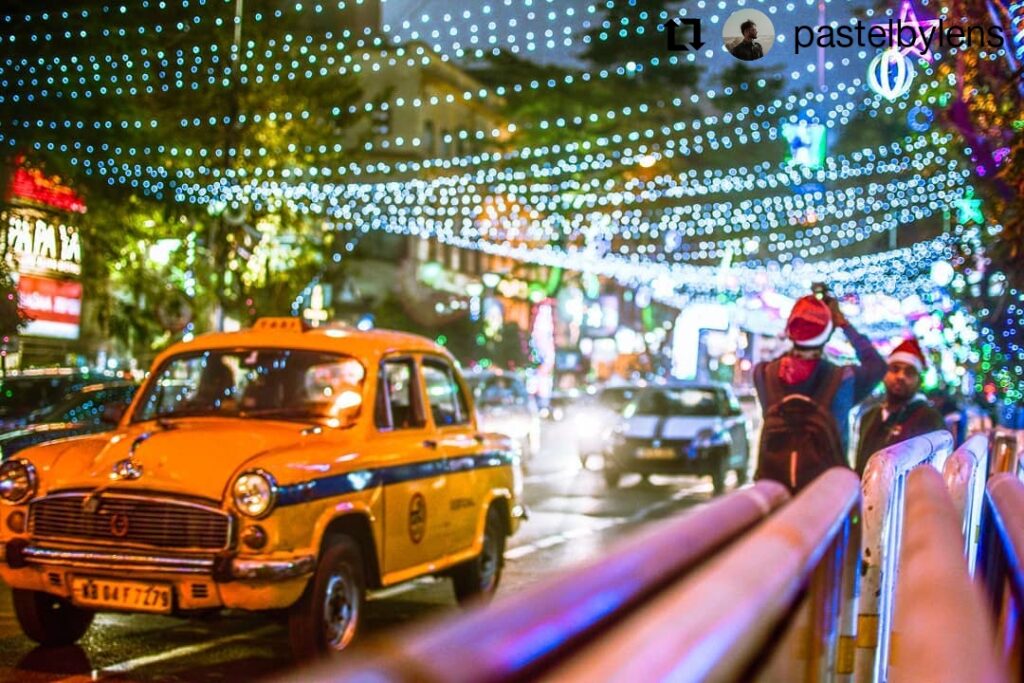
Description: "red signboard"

(16, 274), (82, 340)
(8, 163), (87, 214)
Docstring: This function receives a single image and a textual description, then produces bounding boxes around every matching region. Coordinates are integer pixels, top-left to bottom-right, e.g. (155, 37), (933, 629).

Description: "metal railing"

(991, 428), (1024, 479)
(888, 466), (1007, 682)
(856, 430), (954, 683)
(311, 481), (789, 682)
(942, 433), (989, 573)
(977, 473), (1024, 680)
(537, 469), (862, 682)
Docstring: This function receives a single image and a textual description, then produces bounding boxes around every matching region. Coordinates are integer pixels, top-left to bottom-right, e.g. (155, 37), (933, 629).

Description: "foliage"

(0, 0), (368, 357)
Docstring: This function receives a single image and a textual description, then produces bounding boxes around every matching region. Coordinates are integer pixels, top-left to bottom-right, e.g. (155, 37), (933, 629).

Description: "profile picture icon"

(724, 9), (775, 61)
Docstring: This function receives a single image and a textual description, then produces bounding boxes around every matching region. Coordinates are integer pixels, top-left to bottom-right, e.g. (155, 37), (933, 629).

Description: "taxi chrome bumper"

(1, 540), (315, 581)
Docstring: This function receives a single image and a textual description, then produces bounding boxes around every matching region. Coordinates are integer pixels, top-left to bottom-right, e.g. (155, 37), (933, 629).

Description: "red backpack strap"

(756, 359), (786, 409)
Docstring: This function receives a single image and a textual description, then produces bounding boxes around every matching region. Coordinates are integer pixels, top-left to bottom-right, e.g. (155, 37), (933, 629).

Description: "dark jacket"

(730, 40), (764, 61)
(754, 323), (886, 458)
(854, 398), (947, 474)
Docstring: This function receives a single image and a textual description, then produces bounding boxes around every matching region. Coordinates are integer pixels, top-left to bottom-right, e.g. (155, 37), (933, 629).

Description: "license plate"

(636, 447), (676, 460)
(71, 576), (172, 614)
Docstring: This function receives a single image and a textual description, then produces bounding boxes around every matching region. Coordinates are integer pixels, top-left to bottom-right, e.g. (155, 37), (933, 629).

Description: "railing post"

(942, 433), (989, 573)
(855, 430), (954, 683)
(977, 474), (1024, 679)
(888, 467), (1007, 682)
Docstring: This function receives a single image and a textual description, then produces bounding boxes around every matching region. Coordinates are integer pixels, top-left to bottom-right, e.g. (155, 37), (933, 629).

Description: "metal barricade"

(310, 481), (789, 683)
(978, 473), (1024, 680)
(538, 469), (862, 682)
(889, 466), (1007, 683)
(991, 428), (1024, 479)
(942, 433), (989, 573)
(856, 430), (954, 683)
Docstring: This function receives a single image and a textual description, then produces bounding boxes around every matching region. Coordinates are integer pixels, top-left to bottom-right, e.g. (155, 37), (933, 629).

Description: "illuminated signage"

(6, 211), (82, 276)
(17, 274), (82, 340)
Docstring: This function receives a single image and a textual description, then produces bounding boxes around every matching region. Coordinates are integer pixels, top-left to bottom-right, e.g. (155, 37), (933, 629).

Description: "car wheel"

(711, 454), (730, 495)
(288, 535), (365, 660)
(603, 468), (621, 489)
(734, 458), (751, 485)
(12, 589), (94, 646)
(452, 505), (506, 606)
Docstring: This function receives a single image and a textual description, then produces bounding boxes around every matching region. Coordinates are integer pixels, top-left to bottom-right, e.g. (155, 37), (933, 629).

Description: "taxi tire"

(12, 589), (94, 646)
(288, 535), (366, 660)
(452, 506), (505, 606)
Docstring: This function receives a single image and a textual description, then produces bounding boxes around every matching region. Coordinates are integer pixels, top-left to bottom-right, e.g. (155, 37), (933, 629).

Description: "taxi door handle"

(423, 439), (438, 449)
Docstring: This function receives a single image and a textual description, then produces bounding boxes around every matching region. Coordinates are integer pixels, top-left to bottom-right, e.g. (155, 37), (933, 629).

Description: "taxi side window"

(421, 359), (469, 427)
(376, 359), (424, 431)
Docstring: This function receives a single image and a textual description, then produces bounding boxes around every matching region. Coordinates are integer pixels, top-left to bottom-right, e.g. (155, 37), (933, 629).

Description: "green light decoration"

(544, 267), (563, 297)
(955, 188), (984, 225)
(641, 305), (655, 332)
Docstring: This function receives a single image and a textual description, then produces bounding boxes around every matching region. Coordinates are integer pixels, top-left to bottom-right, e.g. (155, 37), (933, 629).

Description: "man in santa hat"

(854, 338), (947, 474)
(753, 293), (886, 491)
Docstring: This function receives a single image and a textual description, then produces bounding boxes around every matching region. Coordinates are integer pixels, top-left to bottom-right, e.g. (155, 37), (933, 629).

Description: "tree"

(578, 0), (701, 89)
(717, 62), (785, 112)
(0, 0), (368, 349)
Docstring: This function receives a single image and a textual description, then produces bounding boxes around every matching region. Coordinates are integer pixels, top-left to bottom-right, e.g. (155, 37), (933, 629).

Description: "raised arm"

(826, 297), (886, 403)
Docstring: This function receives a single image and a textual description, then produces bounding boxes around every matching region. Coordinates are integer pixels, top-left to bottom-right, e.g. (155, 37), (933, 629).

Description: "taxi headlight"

(232, 470), (277, 519)
(0, 459), (37, 505)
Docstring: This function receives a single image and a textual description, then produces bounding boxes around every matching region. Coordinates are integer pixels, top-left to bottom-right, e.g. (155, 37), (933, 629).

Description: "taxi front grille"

(29, 492), (232, 551)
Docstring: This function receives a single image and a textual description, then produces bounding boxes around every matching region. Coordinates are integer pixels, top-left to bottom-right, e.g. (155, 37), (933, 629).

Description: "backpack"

(755, 360), (846, 493)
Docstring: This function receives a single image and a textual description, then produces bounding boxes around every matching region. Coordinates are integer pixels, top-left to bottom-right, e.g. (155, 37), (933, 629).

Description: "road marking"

(369, 576), (439, 601)
(524, 466), (581, 484)
(503, 483), (708, 561)
(56, 625), (278, 681)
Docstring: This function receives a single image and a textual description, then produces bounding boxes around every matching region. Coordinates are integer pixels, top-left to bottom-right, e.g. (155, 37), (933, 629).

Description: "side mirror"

(101, 403), (127, 425)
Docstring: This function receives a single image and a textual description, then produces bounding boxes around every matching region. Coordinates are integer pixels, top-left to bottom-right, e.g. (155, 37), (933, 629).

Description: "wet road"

(0, 420), (736, 682)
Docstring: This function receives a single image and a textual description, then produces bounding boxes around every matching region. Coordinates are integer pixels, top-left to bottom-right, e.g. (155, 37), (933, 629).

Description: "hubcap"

(323, 569), (359, 651)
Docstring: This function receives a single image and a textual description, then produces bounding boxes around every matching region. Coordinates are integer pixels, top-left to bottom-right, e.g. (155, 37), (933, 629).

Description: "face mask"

(779, 354), (819, 385)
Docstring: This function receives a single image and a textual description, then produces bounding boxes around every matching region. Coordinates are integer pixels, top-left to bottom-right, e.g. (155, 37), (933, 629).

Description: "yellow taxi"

(0, 318), (523, 658)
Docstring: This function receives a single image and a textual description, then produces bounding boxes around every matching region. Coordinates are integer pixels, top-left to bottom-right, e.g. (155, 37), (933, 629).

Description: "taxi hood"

(24, 418), (331, 502)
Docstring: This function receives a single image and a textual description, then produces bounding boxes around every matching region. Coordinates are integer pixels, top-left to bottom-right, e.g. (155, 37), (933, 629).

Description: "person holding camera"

(753, 287), (885, 492)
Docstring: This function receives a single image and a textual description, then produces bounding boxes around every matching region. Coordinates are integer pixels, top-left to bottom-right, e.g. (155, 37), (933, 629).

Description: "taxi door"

(420, 356), (481, 554)
(376, 356), (450, 578)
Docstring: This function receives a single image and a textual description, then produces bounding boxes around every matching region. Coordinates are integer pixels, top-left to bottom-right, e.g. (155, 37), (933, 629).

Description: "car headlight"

(232, 469), (278, 519)
(0, 458), (37, 505)
(694, 429), (730, 450)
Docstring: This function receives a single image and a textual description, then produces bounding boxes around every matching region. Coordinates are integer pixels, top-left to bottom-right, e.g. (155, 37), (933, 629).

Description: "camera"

(811, 282), (829, 301)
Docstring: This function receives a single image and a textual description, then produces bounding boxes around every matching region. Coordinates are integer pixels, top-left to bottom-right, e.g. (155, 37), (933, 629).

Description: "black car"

(0, 381), (137, 460)
(0, 370), (128, 431)
(603, 382), (751, 494)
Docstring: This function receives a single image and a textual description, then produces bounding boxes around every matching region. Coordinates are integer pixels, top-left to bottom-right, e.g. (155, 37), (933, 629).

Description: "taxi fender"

(311, 500), (384, 588)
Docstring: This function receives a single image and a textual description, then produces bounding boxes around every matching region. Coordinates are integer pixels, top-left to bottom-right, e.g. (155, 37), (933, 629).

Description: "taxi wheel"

(12, 589), (94, 646)
(452, 506), (506, 606)
(288, 535), (365, 660)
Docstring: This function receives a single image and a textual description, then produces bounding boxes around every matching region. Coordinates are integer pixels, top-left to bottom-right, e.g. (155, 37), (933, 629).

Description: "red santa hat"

(786, 295), (834, 348)
(889, 338), (927, 373)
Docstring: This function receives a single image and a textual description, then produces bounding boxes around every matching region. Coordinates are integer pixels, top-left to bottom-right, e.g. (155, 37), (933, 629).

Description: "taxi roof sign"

(252, 317), (309, 333)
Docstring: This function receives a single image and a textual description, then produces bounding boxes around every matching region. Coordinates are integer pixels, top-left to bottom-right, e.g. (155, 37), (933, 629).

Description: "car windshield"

(0, 376), (75, 419)
(133, 349), (366, 427)
(32, 385), (136, 425)
(470, 376), (527, 408)
(635, 388), (720, 417)
(599, 387), (640, 412)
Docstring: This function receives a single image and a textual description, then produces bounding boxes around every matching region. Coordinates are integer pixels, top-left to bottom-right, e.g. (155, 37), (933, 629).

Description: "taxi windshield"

(132, 349), (366, 427)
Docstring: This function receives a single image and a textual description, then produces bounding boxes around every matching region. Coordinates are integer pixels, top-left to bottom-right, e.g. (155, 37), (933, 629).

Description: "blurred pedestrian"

(854, 339), (947, 473)
(754, 290), (886, 492)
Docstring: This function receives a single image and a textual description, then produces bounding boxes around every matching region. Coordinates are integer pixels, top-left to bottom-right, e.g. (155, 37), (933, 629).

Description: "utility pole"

(210, 0), (245, 331)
